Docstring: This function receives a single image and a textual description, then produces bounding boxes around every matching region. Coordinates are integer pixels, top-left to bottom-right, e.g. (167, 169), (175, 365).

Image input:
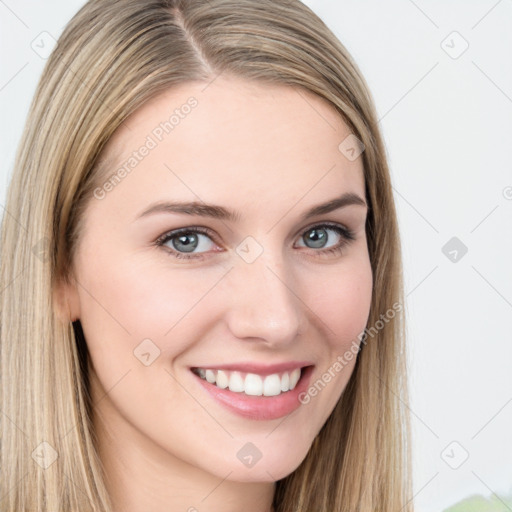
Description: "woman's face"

(60, 76), (372, 484)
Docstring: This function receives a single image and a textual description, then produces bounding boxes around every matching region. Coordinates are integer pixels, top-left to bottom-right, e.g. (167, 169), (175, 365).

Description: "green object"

(443, 493), (512, 512)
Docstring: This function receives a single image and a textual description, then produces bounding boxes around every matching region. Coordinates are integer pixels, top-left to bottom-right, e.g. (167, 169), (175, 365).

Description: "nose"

(223, 248), (306, 347)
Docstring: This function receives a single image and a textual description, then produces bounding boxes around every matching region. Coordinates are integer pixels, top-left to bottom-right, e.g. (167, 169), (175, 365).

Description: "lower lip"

(192, 366), (314, 421)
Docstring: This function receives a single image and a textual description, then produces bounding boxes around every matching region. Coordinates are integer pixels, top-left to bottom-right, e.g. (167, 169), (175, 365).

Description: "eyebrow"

(135, 192), (367, 224)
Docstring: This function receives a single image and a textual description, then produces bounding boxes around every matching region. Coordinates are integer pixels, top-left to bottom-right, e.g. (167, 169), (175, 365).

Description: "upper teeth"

(194, 368), (302, 396)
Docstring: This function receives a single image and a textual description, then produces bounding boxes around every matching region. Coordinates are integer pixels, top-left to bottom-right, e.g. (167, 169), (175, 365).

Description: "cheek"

(308, 257), (373, 348)
(81, 259), (205, 397)
(286, 256), (373, 439)
(75, 254), (223, 437)
(75, 250), (228, 370)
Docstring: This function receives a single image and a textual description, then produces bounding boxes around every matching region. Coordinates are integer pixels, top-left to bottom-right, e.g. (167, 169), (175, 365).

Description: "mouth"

(190, 363), (315, 420)
(190, 364), (312, 398)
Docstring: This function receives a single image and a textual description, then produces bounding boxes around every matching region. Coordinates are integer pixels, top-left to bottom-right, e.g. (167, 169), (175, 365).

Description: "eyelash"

(155, 223), (356, 261)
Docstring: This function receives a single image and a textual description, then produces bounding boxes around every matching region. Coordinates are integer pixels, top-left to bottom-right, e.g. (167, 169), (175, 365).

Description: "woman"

(0, 0), (412, 510)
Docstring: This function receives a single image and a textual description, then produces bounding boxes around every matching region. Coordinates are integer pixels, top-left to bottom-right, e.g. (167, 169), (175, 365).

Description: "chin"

(219, 447), (310, 483)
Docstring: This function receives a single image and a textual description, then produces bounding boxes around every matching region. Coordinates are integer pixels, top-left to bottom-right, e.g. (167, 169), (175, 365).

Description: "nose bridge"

(225, 244), (303, 343)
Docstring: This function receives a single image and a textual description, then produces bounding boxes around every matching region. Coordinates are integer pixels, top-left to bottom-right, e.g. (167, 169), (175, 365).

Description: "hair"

(0, 0), (413, 510)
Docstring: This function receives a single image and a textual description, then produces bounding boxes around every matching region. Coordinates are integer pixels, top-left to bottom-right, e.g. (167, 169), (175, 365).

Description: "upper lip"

(190, 361), (314, 376)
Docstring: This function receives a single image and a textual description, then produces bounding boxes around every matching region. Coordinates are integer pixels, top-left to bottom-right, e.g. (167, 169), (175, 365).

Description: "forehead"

(92, 76), (365, 221)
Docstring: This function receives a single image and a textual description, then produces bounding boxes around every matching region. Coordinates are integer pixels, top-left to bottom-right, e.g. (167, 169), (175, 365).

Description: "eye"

(295, 223), (355, 257)
(155, 223), (356, 260)
(155, 227), (217, 260)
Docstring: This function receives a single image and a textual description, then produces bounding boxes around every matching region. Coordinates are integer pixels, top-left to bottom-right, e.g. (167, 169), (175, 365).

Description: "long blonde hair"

(0, 0), (413, 510)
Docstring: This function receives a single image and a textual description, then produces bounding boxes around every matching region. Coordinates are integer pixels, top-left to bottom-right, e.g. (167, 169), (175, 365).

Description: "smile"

(191, 367), (302, 397)
(190, 364), (315, 420)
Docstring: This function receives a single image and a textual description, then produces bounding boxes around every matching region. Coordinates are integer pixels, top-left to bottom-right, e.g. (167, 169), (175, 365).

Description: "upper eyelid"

(296, 220), (353, 235)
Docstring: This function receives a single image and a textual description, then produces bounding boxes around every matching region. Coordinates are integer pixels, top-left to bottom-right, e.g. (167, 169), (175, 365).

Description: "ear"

(53, 275), (81, 324)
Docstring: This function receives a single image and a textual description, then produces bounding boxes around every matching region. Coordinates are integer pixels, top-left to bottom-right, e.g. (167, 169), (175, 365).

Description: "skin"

(55, 75), (373, 512)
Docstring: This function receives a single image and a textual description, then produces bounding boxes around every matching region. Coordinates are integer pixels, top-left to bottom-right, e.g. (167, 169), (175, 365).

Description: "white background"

(1, 1), (511, 511)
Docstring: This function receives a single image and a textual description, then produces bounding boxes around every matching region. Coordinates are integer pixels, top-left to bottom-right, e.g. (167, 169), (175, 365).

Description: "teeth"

(193, 367), (304, 396)
(245, 373), (263, 396)
(280, 372), (290, 392)
(228, 371), (244, 393)
(263, 374), (281, 397)
(289, 368), (301, 390)
(216, 370), (229, 389)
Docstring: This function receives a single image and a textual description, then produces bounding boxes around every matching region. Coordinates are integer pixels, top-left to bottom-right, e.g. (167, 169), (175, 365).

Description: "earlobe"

(53, 277), (81, 323)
